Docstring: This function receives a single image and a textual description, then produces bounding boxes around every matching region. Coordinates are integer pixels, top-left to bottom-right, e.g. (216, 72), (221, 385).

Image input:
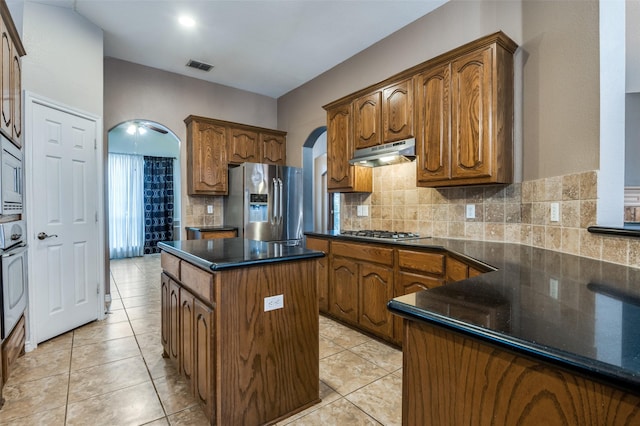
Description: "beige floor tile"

(8, 347), (71, 384)
(166, 404), (210, 426)
(130, 317), (161, 336)
(287, 398), (381, 425)
(103, 308), (129, 324)
(153, 373), (199, 415)
(0, 406), (66, 426)
(141, 418), (170, 426)
(346, 374), (402, 426)
(125, 304), (161, 321)
(349, 339), (402, 372)
(66, 381), (165, 426)
(320, 318), (371, 349)
(68, 355), (151, 403)
(320, 351), (388, 396)
(111, 270), (149, 283)
(122, 295), (161, 309)
(72, 320), (133, 347)
(319, 335), (344, 359)
(118, 284), (158, 298)
(31, 331), (73, 354)
(142, 347), (178, 379)
(71, 335), (140, 371)
(0, 373), (68, 422)
(108, 298), (125, 311)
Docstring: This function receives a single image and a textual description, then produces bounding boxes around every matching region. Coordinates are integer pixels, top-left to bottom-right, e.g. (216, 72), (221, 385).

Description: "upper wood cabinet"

(354, 91), (382, 149)
(186, 118), (228, 195)
(185, 115), (287, 196)
(228, 127), (259, 165)
(383, 78), (413, 142)
(0, 2), (25, 148)
(260, 131), (286, 165)
(416, 32), (517, 187)
(326, 102), (372, 193)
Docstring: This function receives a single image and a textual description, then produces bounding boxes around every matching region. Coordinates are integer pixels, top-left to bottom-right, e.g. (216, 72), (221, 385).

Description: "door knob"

(37, 232), (58, 240)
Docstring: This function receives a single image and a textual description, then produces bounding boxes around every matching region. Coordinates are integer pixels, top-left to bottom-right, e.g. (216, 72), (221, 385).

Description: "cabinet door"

(10, 48), (20, 145)
(194, 299), (215, 423)
(0, 25), (10, 138)
(187, 120), (228, 195)
(415, 63), (451, 184)
(446, 256), (469, 283)
(383, 79), (413, 142)
(169, 280), (180, 362)
(260, 132), (286, 165)
(161, 273), (171, 357)
(450, 46), (493, 180)
(358, 262), (393, 339)
(393, 271), (444, 344)
(327, 104), (353, 190)
(228, 127), (259, 164)
(354, 91), (382, 149)
(329, 256), (359, 325)
(179, 288), (195, 386)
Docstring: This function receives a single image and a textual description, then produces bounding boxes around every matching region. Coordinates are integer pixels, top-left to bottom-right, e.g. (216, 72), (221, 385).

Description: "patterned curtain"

(143, 156), (174, 254)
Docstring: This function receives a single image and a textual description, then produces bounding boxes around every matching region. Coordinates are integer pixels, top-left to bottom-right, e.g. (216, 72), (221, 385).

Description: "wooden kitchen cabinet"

(305, 236), (330, 313)
(325, 102), (372, 192)
(354, 91), (382, 149)
(416, 32), (517, 187)
(193, 298), (215, 419)
(186, 227), (237, 240)
(382, 78), (413, 142)
(185, 115), (287, 196)
(227, 127), (259, 165)
(186, 118), (228, 195)
(330, 241), (394, 341)
(0, 2), (25, 148)
(161, 273), (171, 357)
(180, 287), (195, 387)
(260, 131), (286, 165)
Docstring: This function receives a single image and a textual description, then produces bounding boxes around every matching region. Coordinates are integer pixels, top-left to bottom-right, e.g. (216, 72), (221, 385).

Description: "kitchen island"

(158, 239), (324, 425)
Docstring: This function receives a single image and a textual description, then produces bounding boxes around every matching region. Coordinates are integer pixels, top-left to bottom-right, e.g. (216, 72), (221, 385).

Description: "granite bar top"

(306, 231), (640, 392)
(159, 239), (324, 271)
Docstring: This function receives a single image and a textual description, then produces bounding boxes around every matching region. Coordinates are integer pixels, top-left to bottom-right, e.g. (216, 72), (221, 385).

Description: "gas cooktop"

(339, 229), (425, 241)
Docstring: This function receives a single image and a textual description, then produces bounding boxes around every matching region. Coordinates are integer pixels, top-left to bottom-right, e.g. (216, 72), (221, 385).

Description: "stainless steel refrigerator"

(224, 162), (303, 245)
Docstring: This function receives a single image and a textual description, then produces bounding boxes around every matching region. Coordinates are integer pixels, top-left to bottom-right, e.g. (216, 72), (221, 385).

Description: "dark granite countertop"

(159, 239), (324, 271)
(305, 231), (640, 393)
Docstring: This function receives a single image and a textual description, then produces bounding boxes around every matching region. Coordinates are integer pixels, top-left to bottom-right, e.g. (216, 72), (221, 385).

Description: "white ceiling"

(35, 0), (448, 98)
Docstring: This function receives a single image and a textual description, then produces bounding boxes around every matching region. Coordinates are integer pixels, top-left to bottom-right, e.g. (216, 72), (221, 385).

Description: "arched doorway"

(302, 126), (340, 233)
(107, 119), (181, 258)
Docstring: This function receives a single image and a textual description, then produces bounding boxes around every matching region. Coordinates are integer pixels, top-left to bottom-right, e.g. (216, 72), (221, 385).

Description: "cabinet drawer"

(446, 256), (469, 283)
(305, 237), (329, 253)
(161, 252), (181, 280)
(398, 250), (445, 275)
(332, 241), (393, 266)
(181, 261), (214, 305)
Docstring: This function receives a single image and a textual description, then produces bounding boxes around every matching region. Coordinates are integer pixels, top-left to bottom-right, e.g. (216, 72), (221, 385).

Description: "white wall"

(18, 2), (103, 116)
(626, 93), (640, 186)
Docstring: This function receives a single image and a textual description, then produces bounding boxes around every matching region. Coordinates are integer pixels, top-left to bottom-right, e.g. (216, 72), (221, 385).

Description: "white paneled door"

(29, 98), (101, 344)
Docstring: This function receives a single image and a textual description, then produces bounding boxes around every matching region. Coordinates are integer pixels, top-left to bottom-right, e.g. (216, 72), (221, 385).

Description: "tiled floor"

(0, 255), (402, 425)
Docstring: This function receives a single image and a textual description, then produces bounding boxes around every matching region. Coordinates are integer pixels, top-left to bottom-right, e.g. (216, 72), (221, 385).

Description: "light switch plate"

(207, 205), (213, 214)
(356, 205), (369, 217)
(466, 204), (475, 219)
(550, 202), (560, 222)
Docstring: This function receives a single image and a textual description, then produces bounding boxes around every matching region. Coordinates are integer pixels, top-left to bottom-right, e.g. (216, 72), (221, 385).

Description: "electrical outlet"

(466, 204), (475, 219)
(264, 294), (284, 312)
(207, 205), (214, 214)
(550, 202), (560, 222)
(356, 205), (369, 217)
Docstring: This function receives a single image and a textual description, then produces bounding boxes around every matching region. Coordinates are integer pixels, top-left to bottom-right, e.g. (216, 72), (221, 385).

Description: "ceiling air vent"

(186, 59), (213, 72)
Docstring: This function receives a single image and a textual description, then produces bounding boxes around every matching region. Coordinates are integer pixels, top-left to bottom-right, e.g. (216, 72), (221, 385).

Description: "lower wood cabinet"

(358, 262), (393, 338)
(193, 298), (215, 419)
(180, 288), (195, 386)
(305, 237), (330, 313)
(330, 256), (359, 324)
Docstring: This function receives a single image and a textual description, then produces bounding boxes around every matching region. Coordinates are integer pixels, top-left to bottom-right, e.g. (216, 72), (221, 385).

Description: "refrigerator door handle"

(278, 178), (284, 224)
(272, 178), (278, 224)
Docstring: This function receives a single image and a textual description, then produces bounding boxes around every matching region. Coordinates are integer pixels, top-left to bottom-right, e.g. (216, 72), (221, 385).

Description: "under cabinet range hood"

(349, 138), (416, 167)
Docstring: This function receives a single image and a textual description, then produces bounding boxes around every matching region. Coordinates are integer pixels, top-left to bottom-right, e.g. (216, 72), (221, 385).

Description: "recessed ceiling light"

(178, 15), (195, 28)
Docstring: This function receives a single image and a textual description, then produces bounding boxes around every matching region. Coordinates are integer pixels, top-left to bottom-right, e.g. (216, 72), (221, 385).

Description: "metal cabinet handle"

(37, 232), (58, 240)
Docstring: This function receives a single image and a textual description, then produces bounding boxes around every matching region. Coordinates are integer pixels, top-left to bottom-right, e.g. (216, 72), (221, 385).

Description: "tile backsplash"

(342, 163), (640, 269)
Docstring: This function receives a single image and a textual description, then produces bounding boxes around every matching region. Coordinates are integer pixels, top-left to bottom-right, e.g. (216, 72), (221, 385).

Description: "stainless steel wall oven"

(0, 220), (27, 339)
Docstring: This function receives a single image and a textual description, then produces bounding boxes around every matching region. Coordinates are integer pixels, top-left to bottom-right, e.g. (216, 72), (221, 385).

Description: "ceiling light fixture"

(178, 15), (195, 28)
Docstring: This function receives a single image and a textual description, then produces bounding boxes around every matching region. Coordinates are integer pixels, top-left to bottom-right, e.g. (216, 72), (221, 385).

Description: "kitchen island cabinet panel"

(159, 241), (320, 425)
(402, 320), (640, 426)
(160, 273), (171, 358)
